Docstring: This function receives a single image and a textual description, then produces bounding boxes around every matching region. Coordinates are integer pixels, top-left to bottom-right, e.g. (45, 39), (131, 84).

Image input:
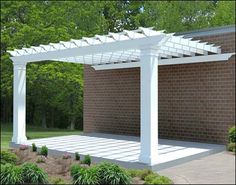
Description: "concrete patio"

(11, 133), (225, 170)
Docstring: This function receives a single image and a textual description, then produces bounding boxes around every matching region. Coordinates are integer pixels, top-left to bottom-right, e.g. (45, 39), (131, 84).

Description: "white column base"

(139, 153), (159, 165)
(12, 136), (27, 144)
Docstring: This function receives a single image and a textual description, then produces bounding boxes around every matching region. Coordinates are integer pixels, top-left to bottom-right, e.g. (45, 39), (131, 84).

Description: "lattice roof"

(8, 27), (225, 67)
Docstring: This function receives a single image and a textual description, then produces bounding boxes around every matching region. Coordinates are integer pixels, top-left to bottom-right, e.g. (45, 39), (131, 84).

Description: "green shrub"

(229, 126), (236, 143)
(228, 142), (236, 153)
(82, 155), (91, 166)
(21, 162), (48, 184)
(126, 169), (138, 178)
(144, 174), (172, 184)
(0, 164), (23, 184)
(144, 174), (159, 183)
(75, 152), (80, 160)
(72, 166), (99, 185)
(96, 162), (131, 185)
(32, 143), (37, 152)
(127, 168), (154, 180)
(70, 164), (83, 177)
(151, 176), (172, 184)
(50, 177), (65, 184)
(40, 145), (48, 157)
(0, 150), (18, 165)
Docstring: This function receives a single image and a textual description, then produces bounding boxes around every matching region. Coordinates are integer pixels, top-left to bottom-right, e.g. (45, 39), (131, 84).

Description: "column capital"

(13, 61), (27, 69)
(13, 60), (27, 66)
(140, 47), (159, 58)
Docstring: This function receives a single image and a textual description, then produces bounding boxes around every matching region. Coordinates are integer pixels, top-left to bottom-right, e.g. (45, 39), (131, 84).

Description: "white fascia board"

(10, 35), (165, 63)
(92, 53), (234, 70)
(92, 62), (140, 70)
(158, 53), (234, 65)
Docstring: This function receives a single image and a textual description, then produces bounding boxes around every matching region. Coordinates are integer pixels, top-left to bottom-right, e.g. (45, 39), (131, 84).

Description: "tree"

(211, 1), (235, 26)
(139, 1), (216, 32)
(1, 1), (235, 129)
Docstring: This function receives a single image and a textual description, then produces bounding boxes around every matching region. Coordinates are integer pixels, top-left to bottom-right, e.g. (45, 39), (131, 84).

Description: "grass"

(1, 123), (81, 150)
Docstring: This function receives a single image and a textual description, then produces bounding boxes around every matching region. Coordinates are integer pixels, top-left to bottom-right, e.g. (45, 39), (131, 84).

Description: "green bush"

(21, 162), (48, 184)
(144, 174), (159, 183)
(40, 145), (48, 157)
(82, 155), (91, 166)
(70, 164), (83, 177)
(72, 166), (99, 185)
(32, 143), (37, 152)
(0, 150), (18, 165)
(229, 126), (236, 143)
(144, 174), (172, 184)
(126, 169), (138, 178)
(127, 168), (154, 180)
(228, 142), (235, 153)
(151, 176), (172, 184)
(50, 177), (65, 184)
(75, 152), (80, 161)
(0, 164), (23, 184)
(96, 162), (131, 185)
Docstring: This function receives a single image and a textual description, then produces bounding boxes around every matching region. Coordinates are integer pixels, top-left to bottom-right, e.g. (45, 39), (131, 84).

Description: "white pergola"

(8, 27), (234, 165)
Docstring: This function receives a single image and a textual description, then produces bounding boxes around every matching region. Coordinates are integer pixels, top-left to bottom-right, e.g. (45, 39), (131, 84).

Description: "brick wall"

(84, 32), (235, 144)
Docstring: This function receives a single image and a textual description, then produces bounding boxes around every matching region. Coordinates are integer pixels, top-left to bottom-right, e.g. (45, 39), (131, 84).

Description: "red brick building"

(84, 25), (235, 144)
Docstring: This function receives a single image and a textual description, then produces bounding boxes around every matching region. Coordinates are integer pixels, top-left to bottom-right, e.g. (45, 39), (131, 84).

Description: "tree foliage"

(1, 1), (235, 129)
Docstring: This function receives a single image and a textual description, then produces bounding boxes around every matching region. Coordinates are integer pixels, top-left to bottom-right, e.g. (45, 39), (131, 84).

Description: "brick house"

(84, 25), (235, 144)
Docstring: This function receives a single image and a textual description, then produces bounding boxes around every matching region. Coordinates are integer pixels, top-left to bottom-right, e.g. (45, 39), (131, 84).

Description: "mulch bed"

(10, 148), (81, 183)
(10, 148), (144, 184)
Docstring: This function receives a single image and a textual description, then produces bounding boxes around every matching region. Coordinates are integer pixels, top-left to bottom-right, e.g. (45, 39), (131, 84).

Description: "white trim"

(92, 53), (234, 70)
(92, 62), (140, 70)
(159, 53), (234, 66)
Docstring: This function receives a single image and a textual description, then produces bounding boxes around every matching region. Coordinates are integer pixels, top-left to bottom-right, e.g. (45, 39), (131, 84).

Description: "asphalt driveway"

(158, 151), (235, 184)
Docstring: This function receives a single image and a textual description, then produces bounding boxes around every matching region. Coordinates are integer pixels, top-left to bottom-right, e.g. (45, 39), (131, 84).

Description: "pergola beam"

(10, 35), (165, 63)
(92, 53), (234, 70)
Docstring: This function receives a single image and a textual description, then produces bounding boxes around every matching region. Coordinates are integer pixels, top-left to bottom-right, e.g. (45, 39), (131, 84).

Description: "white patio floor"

(16, 133), (225, 170)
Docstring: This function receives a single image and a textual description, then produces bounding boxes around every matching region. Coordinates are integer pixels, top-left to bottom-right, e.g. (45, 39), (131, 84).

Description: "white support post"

(139, 48), (159, 165)
(12, 61), (27, 144)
